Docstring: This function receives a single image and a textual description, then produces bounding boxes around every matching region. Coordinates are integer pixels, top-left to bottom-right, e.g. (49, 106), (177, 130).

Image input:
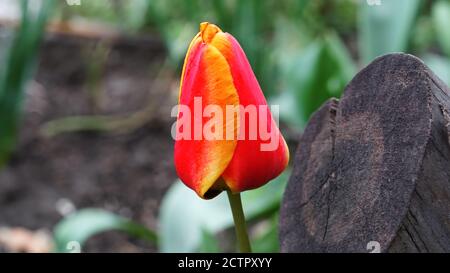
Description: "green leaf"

(359, 0), (421, 64)
(323, 33), (356, 87)
(423, 54), (450, 86)
(252, 216), (279, 253)
(0, 0), (54, 167)
(432, 1), (450, 57)
(159, 170), (290, 252)
(124, 0), (152, 31)
(53, 208), (157, 253)
(197, 229), (221, 253)
(279, 33), (355, 130)
(60, 0), (117, 24)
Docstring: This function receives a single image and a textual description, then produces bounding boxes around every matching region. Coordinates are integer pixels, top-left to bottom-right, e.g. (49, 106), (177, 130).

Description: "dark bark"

(279, 53), (450, 253)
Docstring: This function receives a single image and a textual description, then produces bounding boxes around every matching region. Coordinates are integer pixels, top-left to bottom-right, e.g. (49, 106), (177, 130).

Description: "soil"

(0, 32), (179, 252)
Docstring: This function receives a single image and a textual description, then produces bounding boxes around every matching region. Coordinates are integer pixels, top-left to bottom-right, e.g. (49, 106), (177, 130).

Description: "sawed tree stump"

(279, 53), (450, 253)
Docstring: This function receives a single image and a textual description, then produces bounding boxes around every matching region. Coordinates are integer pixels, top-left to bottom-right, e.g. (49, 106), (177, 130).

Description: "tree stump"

(279, 53), (450, 253)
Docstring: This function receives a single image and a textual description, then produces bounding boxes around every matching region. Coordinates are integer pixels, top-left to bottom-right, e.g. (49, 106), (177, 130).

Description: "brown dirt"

(0, 33), (178, 252)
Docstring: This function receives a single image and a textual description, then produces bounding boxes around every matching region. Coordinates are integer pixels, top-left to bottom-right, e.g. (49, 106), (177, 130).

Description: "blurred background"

(0, 0), (449, 253)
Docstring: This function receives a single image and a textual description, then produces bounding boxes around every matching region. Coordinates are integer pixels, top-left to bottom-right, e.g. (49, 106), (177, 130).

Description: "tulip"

(174, 22), (289, 252)
(175, 22), (289, 199)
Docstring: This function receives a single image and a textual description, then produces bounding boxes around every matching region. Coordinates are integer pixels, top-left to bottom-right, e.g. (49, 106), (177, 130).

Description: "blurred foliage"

(4, 0), (450, 253)
(0, 0), (53, 168)
(198, 229), (221, 253)
(274, 33), (356, 128)
(53, 208), (157, 253)
(56, 0), (360, 130)
(159, 170), (289, 252)
(54, 0), (450, 132)
(52, 171), (287, 253)
(433, 0), (450, 57)
(359, 0), (421, 64)
(251, 214), (279, 253)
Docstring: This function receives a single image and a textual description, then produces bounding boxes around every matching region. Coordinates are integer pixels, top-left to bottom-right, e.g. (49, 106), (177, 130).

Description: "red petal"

(211, 33), (290, 192)
(174, 27), (240, 199)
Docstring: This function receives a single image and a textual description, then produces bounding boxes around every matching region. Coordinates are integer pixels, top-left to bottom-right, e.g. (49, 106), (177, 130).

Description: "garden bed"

(0, 32), (177, 252)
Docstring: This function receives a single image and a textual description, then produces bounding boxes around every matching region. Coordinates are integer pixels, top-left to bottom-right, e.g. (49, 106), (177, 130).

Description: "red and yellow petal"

(175, 25), (239, 199)
(209, 29), (290, 192)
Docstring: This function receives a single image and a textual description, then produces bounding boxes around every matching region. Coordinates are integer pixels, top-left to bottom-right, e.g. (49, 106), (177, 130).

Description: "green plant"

(53, 209), (157, 253)
(358, 0), (421, 64)
(158, 170), (289, 252)
(0, 0), (54, 167)
(50, 170), (287, 253)
(425, 0), (450, 85)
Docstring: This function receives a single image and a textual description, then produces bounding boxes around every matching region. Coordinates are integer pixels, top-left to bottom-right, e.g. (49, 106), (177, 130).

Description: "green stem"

(226, 191), (252, 253)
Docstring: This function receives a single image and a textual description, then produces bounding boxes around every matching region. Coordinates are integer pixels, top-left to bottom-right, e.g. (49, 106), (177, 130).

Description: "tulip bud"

(174, 22), (289, 199)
